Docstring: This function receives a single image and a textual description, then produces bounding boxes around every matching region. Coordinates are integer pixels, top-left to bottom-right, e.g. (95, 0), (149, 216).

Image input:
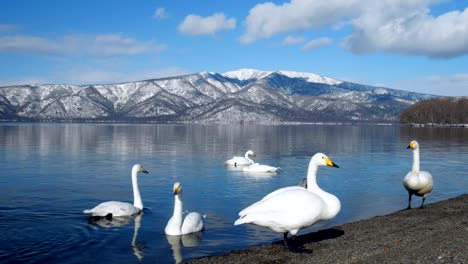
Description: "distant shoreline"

(404, 123), (468, 128)
(189, 194), (468, 263)
(0, 119), (398, 125)
(1, 119), (467, 127)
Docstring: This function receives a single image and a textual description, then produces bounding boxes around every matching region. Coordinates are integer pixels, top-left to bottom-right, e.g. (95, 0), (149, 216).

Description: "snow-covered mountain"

(0, 69), (434, 123)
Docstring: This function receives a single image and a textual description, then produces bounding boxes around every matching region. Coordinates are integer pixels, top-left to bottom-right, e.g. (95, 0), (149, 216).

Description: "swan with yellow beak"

(234, 153), (340, 251)
(403, 140), (434, 209)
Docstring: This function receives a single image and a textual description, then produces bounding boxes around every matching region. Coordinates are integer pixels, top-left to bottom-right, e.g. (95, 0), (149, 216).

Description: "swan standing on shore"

(234, 153), (340, 250)
(224, 150), (255, 167)
(403, 140), (433, 209)
(83, 164), (148, 218)
(165, 182), (205, 236)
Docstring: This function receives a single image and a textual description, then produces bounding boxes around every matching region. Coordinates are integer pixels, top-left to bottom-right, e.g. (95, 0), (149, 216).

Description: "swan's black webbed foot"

(282, 233), (311, 253)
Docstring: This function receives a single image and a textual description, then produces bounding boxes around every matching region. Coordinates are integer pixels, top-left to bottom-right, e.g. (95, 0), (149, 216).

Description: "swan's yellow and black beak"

(325, 157), (339, 168)
(173, 183), (182, 195)
(140, 167), (149, 173)
(407, 142), (415, 149)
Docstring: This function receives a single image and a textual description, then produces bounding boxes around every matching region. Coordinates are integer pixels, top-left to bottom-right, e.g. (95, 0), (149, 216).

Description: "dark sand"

(190, 194), (467, 263)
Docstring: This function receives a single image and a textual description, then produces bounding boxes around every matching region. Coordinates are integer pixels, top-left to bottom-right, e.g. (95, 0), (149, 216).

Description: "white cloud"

(0, 77), (47, 87)
(179, 13), (236, 36)
(0, 67), (192, 86)
(153, 7), (168, 20)
(58, 67), (193, 85)
(388, 73), (468, 96)
(0, 34), (166, 56)
(301, 37), (332, 51)
(343, 5), (468, 58)
(241, 0), (361, 44)
(241, 0), (468, 58)
(282, 35), (305, 46)
(0, 24), (18, 33)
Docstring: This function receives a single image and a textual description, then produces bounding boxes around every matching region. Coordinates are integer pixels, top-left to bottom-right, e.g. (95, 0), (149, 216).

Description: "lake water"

(0, 123), (467, 263)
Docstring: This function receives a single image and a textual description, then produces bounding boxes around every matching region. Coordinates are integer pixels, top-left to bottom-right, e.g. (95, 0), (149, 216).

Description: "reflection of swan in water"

(83, 164), (149, 218)
(225, 150), (255, 167)
(131, 213), (144, 261)
(88, 213), (145, 261)
(166, 232), (203, 264)
(225, 165), (245, 172)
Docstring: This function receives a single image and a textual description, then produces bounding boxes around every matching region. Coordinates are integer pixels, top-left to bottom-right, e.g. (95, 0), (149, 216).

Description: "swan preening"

(234, 153), (340, 251)
(403, 140), (434, 209)
(165, 182), (206, 236)
(225, 150), (255, 166)
(83, 164), (148, 218)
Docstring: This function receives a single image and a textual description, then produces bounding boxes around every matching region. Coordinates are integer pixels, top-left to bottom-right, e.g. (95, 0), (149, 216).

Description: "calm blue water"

(0, 123), (467, 263)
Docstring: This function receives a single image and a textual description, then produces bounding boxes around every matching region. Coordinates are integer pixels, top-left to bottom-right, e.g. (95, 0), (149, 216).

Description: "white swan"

(234, 153), (340, 250)
(165, 182), (205, 236)
(403, 140), (434, 209)
(83, 164), (148, 218)
(242, 162), (280, 173)
(224, 150), (255, 167)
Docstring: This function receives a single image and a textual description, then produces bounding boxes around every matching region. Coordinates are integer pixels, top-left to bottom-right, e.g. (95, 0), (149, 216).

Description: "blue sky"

(1, 0), (467, 96)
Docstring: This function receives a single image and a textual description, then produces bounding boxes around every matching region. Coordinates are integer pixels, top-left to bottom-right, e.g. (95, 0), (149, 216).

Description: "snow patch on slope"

(223, 68), (342, 86)
(222, 68), (273, 81)
(277, 70), (342, 85)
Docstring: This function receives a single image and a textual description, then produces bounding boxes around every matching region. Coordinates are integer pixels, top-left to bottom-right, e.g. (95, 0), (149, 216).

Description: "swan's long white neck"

(306, 160), (340, 220)
(132, 170), (143, 210)
(171, 194), (183, 229)
(412, 148), (420, 173)
(245, 152), (254, 164)
(306, 163), (320, 193)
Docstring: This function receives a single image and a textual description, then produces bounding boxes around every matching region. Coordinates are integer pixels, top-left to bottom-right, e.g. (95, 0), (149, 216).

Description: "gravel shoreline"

(189, 194), (468, 263)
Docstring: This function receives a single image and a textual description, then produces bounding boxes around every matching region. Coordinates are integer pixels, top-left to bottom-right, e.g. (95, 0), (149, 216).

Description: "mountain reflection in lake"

(0, 123), (467, 263)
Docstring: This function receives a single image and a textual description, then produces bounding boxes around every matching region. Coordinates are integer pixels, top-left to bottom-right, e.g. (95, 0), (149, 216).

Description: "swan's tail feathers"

(234, 215), (249, 226)
(202, 214), (207, 219)
(83, 209), (92, 214)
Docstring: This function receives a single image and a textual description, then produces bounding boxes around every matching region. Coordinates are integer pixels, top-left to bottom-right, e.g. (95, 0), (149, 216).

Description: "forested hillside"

(400, 97), (468, 124)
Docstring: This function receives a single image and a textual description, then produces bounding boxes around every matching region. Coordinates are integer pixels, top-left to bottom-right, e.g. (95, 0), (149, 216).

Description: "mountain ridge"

(0, 69), (435, 123)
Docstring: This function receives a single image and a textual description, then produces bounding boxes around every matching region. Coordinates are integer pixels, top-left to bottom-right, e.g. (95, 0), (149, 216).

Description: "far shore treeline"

(400, 97), (468, 125)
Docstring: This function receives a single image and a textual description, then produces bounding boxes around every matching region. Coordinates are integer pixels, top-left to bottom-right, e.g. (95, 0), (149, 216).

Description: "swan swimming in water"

(234, 153), (340, 251)
(83, 164), (148, 218)
(403, 140), (433, 209)
(224, 150), (255, 167)
(165, 182), (205, 236)
(242, 162), (280, 173)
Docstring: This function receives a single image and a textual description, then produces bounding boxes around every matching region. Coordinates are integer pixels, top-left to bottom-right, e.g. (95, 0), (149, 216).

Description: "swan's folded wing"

(181, 212), (205, 234)
(84, 201), (139, 217)
(235, 189), (323, 230)
(238, 186), (301, 216)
